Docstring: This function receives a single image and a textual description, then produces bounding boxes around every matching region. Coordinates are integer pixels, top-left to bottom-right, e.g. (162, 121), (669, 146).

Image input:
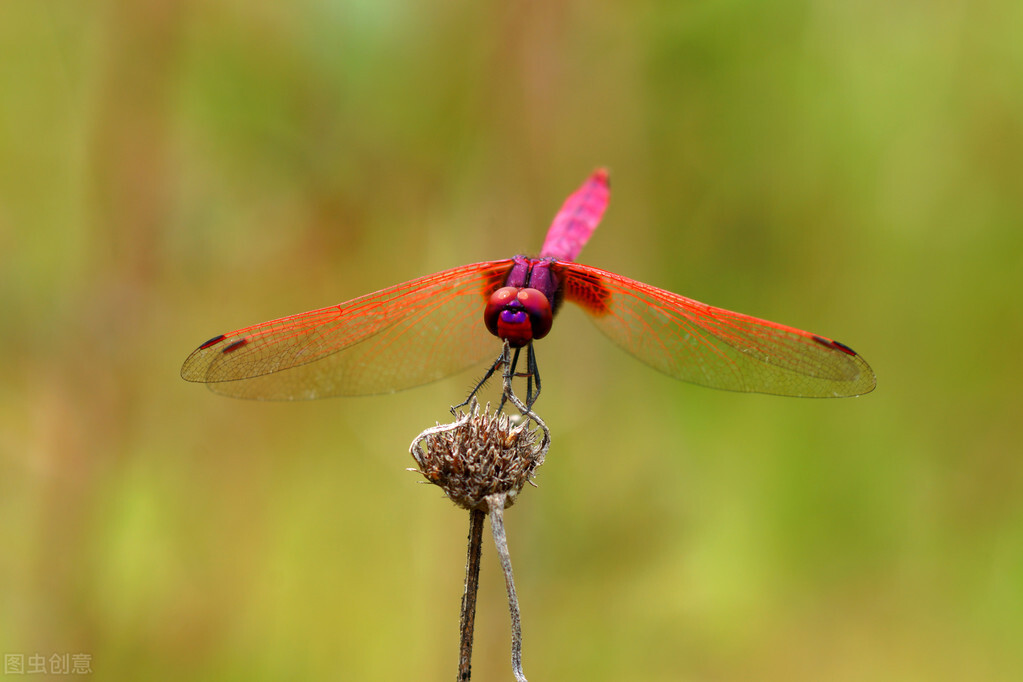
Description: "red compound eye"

(516, 288), (553, 340)
(484, 287), (519, 336)
(483, 287), (553, 347)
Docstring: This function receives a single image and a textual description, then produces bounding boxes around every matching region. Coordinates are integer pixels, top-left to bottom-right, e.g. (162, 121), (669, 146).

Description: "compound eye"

(516, 288), (553, 340)
(484, 287), (520, 336)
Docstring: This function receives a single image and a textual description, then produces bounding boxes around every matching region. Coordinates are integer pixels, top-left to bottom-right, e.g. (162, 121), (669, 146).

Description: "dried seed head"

(410, 400), (548, 512)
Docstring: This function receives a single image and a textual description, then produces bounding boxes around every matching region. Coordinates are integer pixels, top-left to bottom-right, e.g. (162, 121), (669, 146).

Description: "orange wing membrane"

(181, 261), (512, 399)
(559, 262), (875, 397)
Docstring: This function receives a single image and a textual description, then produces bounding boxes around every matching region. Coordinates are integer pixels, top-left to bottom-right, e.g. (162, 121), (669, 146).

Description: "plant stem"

(458, 508), (485, 681)
(487, 494), (527, 682)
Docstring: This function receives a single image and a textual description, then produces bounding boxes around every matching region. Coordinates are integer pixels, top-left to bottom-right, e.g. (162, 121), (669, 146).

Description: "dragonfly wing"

(181, 260), (513, 399)
(559, 263), (876, 397)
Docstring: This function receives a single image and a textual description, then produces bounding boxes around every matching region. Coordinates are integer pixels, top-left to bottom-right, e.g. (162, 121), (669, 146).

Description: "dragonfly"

(181, 169), (875, 401)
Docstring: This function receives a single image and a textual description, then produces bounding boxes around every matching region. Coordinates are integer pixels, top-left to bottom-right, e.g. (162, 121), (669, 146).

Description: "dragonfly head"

(484, 287), (553, 348)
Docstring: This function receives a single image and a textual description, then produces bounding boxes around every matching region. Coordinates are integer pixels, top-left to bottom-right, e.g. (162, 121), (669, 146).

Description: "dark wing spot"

(562, 267), (612, 316)
(831, 340), (857, 356)
(812, 335), (858, 356)
(222, 338), (249, 353)
(199, 334), (226, 350)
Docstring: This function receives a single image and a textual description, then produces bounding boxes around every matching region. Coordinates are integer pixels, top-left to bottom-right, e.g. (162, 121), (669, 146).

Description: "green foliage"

(2, 1), (1022, 679)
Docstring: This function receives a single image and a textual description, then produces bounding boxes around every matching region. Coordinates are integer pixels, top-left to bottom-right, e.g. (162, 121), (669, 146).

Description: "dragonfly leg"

(525, 343), (542, 409)
(524, 347), (534, 406)
(454, 342), (542, 415)
(454, 343), (516, 412)
(497, 346), (523, 413)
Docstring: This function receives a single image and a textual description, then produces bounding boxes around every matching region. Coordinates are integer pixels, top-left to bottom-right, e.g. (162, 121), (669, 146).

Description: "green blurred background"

(2, 1), (1022, 680)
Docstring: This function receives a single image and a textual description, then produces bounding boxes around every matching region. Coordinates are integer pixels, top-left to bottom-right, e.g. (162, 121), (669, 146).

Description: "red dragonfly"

(181, 170), (875, 400)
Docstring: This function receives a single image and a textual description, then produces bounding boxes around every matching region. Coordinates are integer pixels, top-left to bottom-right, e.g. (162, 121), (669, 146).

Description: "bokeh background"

(3, 1), (1022, 680)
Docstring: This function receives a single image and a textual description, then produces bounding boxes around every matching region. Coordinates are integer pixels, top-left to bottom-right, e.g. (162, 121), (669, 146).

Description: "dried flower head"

(410, 399), (549, 512)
